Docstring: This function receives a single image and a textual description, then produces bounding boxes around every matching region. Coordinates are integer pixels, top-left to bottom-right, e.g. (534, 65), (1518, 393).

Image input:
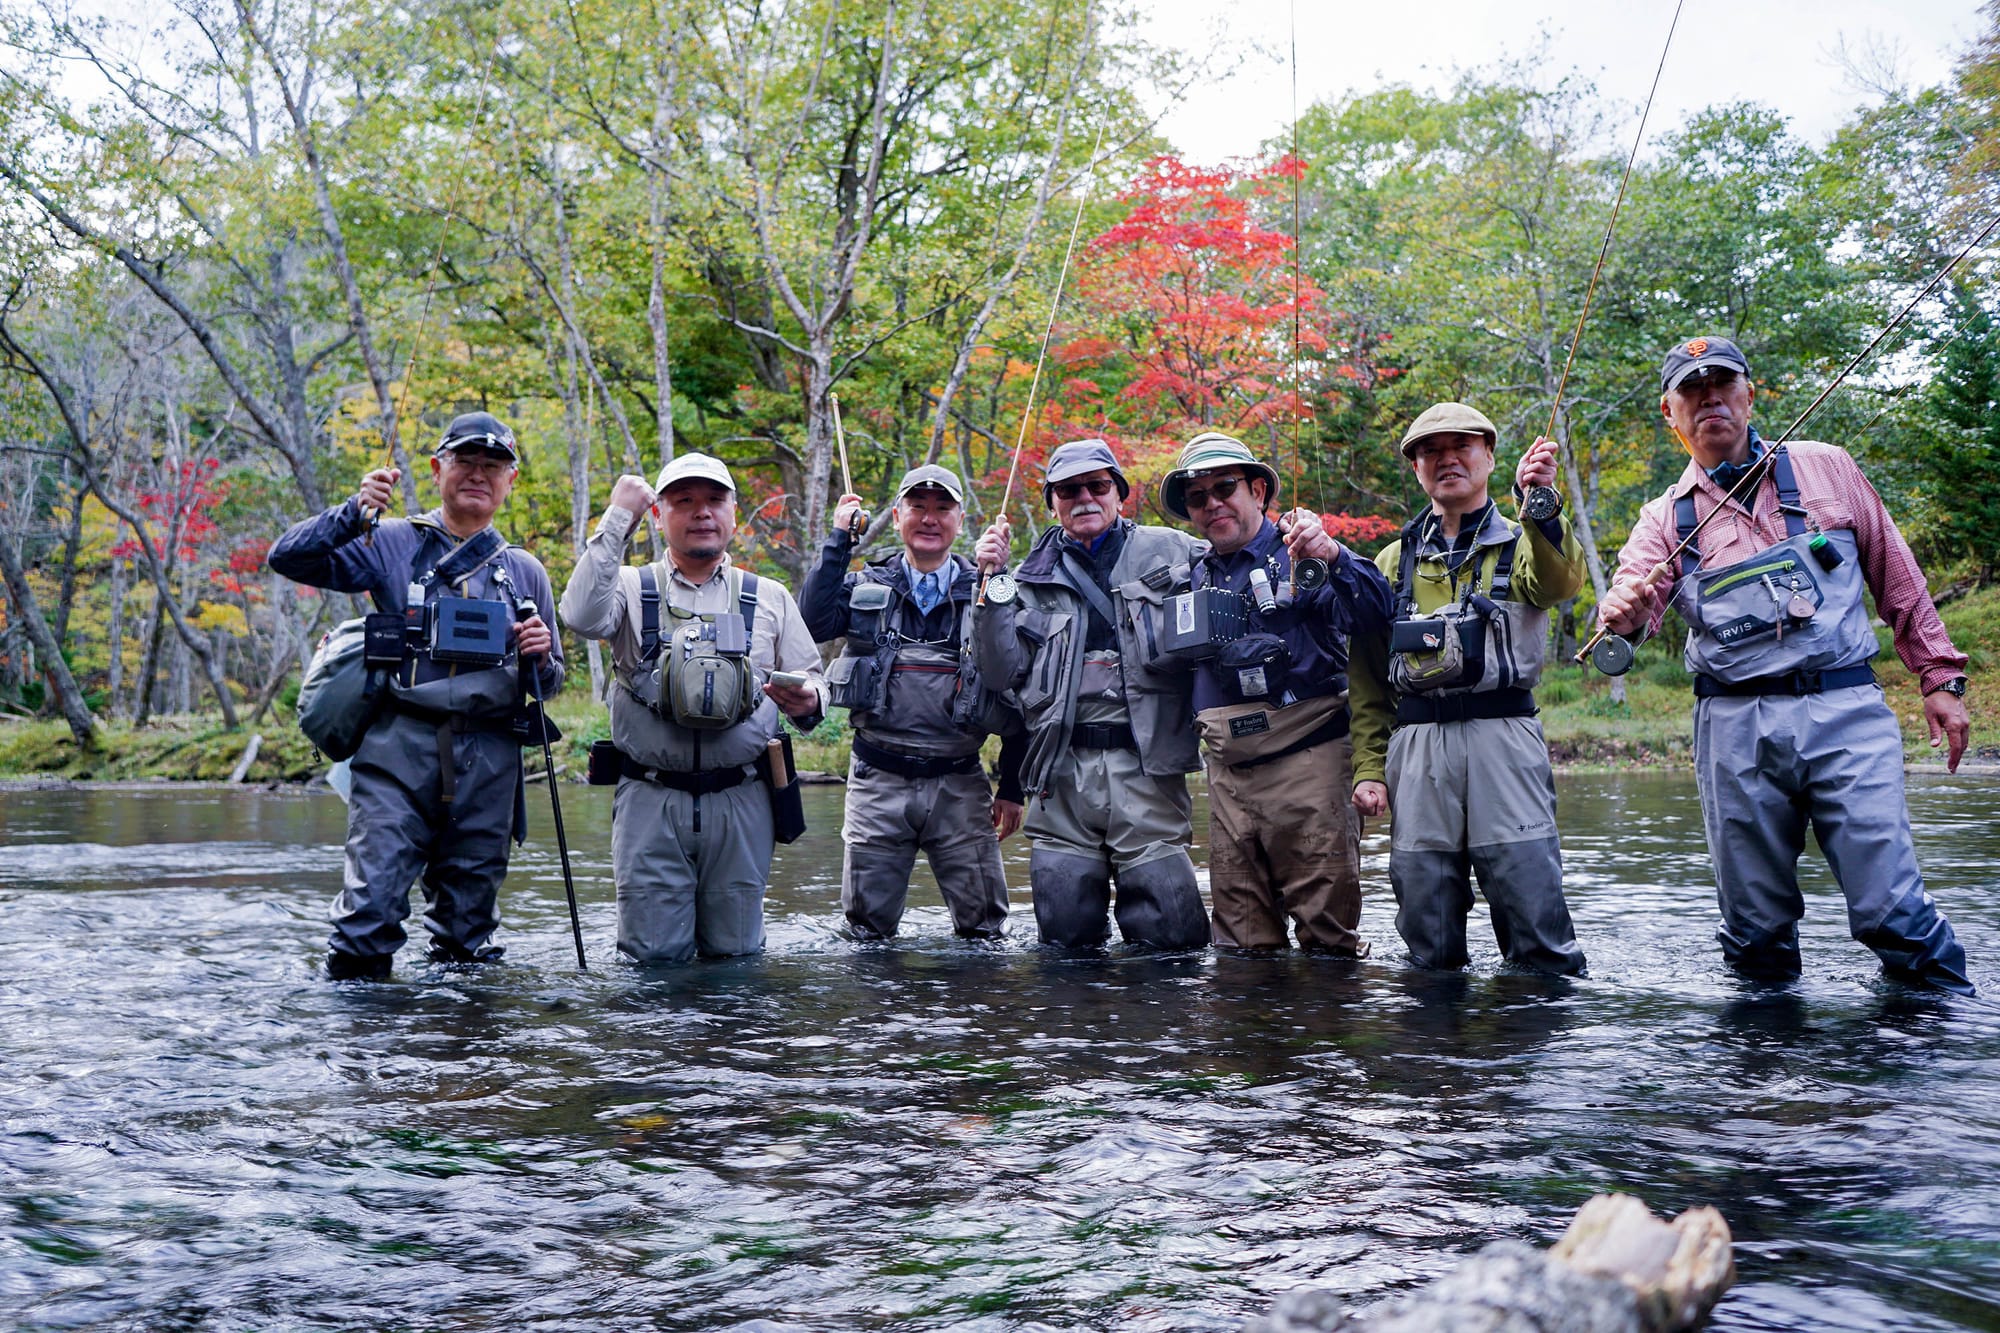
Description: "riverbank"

(4, 588), (1995, 782)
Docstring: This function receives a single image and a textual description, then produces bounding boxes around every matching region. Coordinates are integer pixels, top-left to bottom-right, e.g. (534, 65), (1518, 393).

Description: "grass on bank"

(5, 584), (1998, 783)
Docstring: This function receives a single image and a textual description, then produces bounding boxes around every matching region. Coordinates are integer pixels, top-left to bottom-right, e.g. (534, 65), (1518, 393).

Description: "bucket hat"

(1159, 433), (1282, 521)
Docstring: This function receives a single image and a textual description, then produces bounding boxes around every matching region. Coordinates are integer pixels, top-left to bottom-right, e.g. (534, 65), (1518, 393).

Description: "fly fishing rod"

(978, 125), (1106, 604)
(1577, 208), (2000, 673)
(830, 392), (865, 537)
(518, 598), (587, 970)
(1520, 0), (1685, 529)
(1279, 0), (1330, 591)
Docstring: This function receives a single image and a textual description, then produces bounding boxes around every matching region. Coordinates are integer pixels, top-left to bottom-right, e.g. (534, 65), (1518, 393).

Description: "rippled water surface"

(3, 773), (1999, 1331)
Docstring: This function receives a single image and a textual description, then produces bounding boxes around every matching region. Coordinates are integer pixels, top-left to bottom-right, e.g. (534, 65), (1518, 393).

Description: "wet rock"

(1244, 1194), (1734, 1333)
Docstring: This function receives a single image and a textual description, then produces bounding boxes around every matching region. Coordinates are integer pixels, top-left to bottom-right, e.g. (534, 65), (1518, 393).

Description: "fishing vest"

(627, 564), (765, 732)
(297, 520), (521, 759)
(1388, 514), (1546, 698)
(1670, 445), (1877, 686)
(824, 560), (1002, 759)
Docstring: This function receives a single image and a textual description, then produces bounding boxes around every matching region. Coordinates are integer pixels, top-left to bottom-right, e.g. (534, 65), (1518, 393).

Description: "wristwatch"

(1932, 676), (1969, 699)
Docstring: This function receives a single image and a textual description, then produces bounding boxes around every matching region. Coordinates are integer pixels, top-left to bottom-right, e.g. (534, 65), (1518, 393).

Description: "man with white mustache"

(971, 440), (1208, 950)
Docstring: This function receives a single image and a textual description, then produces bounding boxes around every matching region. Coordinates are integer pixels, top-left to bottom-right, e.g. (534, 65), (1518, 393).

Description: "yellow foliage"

(191, 601), (249, 636)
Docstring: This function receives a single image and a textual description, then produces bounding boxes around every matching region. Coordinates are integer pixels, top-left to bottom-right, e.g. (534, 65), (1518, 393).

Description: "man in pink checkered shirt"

(1598, 335), (1975, 995)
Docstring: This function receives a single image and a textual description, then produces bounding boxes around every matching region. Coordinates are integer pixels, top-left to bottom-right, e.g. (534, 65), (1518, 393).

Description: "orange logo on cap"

(1685, 338), (1710, 356)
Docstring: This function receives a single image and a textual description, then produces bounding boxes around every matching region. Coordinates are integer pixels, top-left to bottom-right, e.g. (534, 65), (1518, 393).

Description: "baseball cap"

(1660, 336), (1751, 394)
(437, 411), (518, 461)
(654, 452), (737, 494)
(894, 463), (964, 504)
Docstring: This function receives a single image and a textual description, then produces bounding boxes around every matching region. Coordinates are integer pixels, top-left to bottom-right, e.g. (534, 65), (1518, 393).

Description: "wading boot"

(325, 950), (393, 981)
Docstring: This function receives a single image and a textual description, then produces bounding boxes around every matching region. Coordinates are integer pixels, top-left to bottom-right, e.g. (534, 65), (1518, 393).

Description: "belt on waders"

(617, 750), (753, 794)
(385, 700), (524, 803)
(1070, 721), (1138, 751)
(852, 735), (982, 779)
(1226, 709), (1351, 771)
(1395, 687), (1537, 725)
(1692, 664), (1877, 698)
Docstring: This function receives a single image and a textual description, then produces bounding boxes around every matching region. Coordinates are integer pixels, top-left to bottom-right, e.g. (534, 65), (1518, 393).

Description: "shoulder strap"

(1770, 445), (1807, 538)
(637, 566), (663, 660)
(424, 525), (508, 589)
(1055, 545), (1119, 631)
(1675, 493), (1702, 576)
(1487, 520), (1520, 601)
(737, 568), (759, 625)
(1394, 528), (1422, 616)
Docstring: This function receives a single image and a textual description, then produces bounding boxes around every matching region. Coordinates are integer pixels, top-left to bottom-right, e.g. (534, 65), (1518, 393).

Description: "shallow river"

(2, 772), (1998, 1332)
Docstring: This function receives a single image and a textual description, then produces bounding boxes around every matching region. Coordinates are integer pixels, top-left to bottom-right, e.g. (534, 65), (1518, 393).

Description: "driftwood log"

(1245, 1194), (1735, 1333)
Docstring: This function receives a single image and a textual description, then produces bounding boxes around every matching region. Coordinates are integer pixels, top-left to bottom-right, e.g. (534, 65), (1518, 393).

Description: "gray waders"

(1383, 518), (1584, 975)
(842, 761), (1007, 939)
(1673, 447), (1973, 995)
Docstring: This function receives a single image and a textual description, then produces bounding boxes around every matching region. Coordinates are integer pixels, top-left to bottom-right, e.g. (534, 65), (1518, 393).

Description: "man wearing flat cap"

(799, 464), (1026, 940)
(1349, 404), (1588, 975)
(561, 452), (827, 964)
(270, 412), (565, 979)
(1158, 432), (1394, 953)
(1598, 336), (1975, 994)
(970, 439), (1209, 950)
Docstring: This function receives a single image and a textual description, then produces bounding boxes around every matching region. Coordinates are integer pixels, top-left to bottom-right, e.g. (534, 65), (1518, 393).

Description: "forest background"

(1, 0), (1998, 778)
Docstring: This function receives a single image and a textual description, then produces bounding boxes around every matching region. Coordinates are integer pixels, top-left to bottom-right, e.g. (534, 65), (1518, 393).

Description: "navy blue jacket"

(1189, 519), (1393, 715)
(268, 497), (565, 699)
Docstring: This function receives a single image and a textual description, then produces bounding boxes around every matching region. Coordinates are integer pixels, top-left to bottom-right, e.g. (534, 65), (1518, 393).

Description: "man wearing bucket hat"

(270, 411), (565, 979)
(969, 439), (1209, 950)
(1158, 432), (1394, 953)
(560, 452), (827, 964)
(1348, 402), (1588, 975)
(1596, 336), (1974, 994)
(798, 463), (1027, 940)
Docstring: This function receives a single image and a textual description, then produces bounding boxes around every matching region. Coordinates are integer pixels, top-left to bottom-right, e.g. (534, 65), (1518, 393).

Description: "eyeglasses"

(1183, 476), (1244, 509)
(442, 449), (516, 477)
(1053, 478), (1117, 501)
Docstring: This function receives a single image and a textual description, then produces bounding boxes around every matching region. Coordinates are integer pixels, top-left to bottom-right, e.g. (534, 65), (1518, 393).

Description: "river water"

(2, 773), (1998, 1332)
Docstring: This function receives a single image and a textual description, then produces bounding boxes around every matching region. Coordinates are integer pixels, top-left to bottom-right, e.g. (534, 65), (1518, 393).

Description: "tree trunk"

(108, 547), (128, 718)
(135, 586), (165, 726)
(0, 530), (97, 746)
(51, 466), (86, 647)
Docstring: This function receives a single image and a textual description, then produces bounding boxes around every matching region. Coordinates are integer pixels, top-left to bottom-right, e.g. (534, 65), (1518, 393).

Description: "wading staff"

(518, 598), (587, 970)
(830, 392), (865, 536)
(1576, 207), (2000, 672)
(1523, 0), (1686, 527)
(979, 125), (1106, 602)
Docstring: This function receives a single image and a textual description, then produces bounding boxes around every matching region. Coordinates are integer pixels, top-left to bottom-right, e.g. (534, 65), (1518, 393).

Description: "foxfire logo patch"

(1229, 713), (1271, 738)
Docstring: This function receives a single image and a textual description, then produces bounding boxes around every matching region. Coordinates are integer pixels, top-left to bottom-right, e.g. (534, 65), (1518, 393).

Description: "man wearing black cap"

(270, 412), (565, 979)
(969, 439), (1209, 951)
(800, 464), (1026, 940)
(1598, 336), (1975, 994)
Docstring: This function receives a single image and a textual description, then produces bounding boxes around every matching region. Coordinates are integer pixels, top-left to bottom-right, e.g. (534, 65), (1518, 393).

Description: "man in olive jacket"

(970, 439), (1207, 950)
(1349, 402), (1588, 975)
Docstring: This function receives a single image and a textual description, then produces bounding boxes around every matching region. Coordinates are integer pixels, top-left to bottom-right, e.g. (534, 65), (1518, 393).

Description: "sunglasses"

(1183, 476), (1244, 509)
(1053, 478), (1117, 501)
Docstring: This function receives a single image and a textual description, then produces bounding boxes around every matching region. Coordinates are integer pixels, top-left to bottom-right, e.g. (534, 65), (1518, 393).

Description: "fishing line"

(1289, 0), (1310, 517)
(1539, 0), (1685, 456)
(992, 125), (1106, 529)
(1574, 208), (2000, 669)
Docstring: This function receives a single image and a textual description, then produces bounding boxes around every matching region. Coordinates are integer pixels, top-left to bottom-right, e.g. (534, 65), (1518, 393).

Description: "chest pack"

(1670, 446), (1876, 683)
(298, 523), (515, 758)
(629, 564), (764, 730)
(1388, 518), (1517, 695)
(826, 566), (1002, 735)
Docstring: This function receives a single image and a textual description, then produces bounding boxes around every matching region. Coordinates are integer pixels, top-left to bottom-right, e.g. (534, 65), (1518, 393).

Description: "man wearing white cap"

(560, 453), (827, 963)
(971, 439), (1209, 951)
(800, 463), (1026, 940)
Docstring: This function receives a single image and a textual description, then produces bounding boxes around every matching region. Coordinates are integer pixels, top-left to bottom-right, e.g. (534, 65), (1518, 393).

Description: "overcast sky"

(1137, 0), (1988, 164)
